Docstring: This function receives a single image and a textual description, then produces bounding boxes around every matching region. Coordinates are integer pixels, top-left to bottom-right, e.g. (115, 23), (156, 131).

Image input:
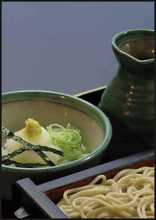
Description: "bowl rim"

(112, 29), (154, 64)
(2, 90), (112, 173)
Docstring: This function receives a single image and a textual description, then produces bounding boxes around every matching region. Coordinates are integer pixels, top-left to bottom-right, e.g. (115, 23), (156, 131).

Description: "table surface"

(2, 2), (154, 94)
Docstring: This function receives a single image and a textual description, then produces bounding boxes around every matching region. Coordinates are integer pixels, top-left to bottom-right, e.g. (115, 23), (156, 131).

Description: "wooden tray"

(16, 150), (154, 219)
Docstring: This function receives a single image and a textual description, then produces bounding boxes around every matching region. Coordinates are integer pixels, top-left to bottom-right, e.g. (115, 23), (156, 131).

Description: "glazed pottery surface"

(99, 29), (154, 139)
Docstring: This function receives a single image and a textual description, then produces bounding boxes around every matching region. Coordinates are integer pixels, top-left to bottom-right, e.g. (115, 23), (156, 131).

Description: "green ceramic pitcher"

(99, 29), (154, 141)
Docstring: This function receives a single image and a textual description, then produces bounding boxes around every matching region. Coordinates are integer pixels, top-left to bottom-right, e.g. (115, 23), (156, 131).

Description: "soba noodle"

(58, 166), (154, 218)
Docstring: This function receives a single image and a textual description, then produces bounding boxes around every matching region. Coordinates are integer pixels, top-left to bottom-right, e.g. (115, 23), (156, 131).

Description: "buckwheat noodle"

(58, 166), (154, 218)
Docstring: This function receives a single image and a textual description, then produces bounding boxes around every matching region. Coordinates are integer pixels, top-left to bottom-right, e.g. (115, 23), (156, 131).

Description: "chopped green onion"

(47, 124), (87, 161)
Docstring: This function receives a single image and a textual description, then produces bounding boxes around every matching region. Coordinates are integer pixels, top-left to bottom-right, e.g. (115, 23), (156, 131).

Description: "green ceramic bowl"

(2, 90), (112, 199)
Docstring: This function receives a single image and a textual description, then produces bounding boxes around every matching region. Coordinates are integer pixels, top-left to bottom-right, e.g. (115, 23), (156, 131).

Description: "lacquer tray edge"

(16, 150), (154, 219)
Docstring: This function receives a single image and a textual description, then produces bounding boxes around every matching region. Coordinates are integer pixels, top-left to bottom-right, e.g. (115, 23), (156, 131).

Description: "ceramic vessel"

(2, 90), (112, 200)
(99, 29), (154, 140)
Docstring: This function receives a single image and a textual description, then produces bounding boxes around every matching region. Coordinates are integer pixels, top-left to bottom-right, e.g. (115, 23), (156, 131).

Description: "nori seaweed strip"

(2, 148), (26, 161)
(2, 126), (14, 138)
(2, 149), (55, 166)
(2, 159), (49, 168)
(2, 126), (63, 156)
(35, 150), (55, 166)
(2, 126), (62, 166)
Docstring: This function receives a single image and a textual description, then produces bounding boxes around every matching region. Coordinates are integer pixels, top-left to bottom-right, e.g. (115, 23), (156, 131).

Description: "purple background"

(2, 2), (154, 94)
